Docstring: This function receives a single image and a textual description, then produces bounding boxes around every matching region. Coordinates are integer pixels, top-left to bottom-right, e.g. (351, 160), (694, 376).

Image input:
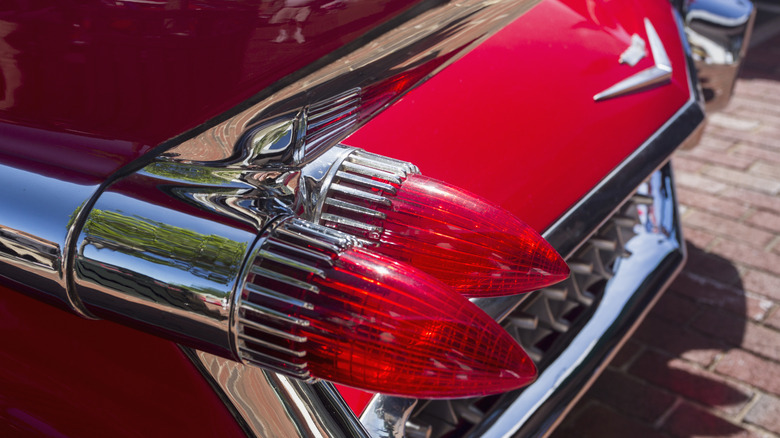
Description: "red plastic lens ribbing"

(245, 243), (536, 398)
(322, 173), (569, 297)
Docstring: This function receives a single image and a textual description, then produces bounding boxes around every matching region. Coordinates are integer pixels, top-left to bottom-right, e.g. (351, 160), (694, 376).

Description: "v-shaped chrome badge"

(594, 19), (672, 102)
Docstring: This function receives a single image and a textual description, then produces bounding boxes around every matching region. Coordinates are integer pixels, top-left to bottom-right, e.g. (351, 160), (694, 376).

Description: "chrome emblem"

(594, 19), (672, 102)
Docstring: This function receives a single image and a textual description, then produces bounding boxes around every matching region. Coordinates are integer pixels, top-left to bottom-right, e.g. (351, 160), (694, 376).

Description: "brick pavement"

(552, 16), (780, 438)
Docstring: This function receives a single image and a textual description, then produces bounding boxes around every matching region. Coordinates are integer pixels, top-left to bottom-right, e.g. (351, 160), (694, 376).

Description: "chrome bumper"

(684, 0), (756, 112)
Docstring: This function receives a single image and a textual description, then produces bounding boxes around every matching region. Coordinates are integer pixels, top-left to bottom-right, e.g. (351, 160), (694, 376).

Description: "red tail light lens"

(316, 150), (569, 297)
(236, 218), (536, 398)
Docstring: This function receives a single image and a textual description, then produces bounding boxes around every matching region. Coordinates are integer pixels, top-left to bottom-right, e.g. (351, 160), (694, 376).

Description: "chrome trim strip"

(0, 165), (98, 317)
(184, 348), (370, 438)
(160, 0), (544, 166)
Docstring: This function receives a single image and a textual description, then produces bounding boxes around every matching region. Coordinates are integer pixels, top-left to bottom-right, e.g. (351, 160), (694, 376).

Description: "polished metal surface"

(72, 158), (304, 356)
(233, 217), (356, 379)
(0, 164), (98, 316)
(594, 19), (672, 102)
(298, 146), (419, 242)
(73, 185), (258, 357)
(360, 396), (419, 438)
(684, 0), (755, 111)
(189, 348), (370, 438)
(160, 0), (543, 167)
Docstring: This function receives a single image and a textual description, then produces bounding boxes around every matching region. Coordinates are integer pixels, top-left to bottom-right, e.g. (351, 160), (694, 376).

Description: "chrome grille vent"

(235, 218), (354, 381)
(409, 186), (649, 437)
(317, 149), (418, 242)
(506, 193), (647, 364)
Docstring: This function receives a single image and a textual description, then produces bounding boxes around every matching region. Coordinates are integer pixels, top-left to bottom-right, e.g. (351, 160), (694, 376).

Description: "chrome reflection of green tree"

(83, 209), (247, 284)
(143, 162), (241, 185)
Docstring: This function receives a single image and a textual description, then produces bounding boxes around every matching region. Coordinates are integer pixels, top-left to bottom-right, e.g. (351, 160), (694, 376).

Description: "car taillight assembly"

(299, 146), (569, 297)
(237, 217), (536, 398)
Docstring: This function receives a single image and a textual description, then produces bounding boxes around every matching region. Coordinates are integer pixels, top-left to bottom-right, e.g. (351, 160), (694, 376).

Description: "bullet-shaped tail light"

(300, 147), (569, 297)
(236, 217), (536, 398)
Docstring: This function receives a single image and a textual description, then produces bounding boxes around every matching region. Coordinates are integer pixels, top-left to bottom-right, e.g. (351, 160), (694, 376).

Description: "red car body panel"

(0, 285), (246, 437)
(0, 0), (417, 181)
(347, 0), (690, 232)
(0, 0), (692, 434)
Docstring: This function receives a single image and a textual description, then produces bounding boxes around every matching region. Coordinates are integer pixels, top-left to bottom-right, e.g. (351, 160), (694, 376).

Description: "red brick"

(677, 187), (750, 220)
(726, 108), (780, 131)
(709, 113), (761, 132)
(648, 289), (699, 324)
(684, 243), (742, 287)
(731, 96), (780, 119)
(610, 340), (643, 369)
(586, 369), (676, 423)
(685, 210), (773, 248)
(683, 228), (717, 249)
(766, 308), (780, 332)
(672, 155), (705, 174)
(722, 187), (780, 214)
(693, 308), (780, 361)
(670, 273), (771, 321)
(746, 211), (780, 233)
(692, 308), (747, 345)
(716, 349), (780, 397)
(676, 172), (729, 194)
(743, 270), (780, 301)
(550, 403), (666, 438)
(711, 240), (780, 276)
(709, 125), (780, 152)
(734, 143), (780, 165)
(702, 166), (780, 195)
(751, 162), (780, 180)
(745, 394), (780, 434)
(629, 350), (753, 415)
(677, 148), (756, 170)
(633, 316), (724, 367)
(674, 148), (756, 170)
(663, 402), (756, 438)
(695, 133), (738, 151)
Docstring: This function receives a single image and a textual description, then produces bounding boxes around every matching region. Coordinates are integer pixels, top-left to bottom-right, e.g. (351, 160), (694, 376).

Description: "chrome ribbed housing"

(316, 149), (419, 242)
(409, 183), (650, 437)
(234, 218), (356, 381)
(303, 88), (361, 157)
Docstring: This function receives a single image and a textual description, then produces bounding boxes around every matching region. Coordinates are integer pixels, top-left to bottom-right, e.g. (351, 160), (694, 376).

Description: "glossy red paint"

(0, 0), (693, 427)
(0, 0), (418, 181)
(0, 285), (245, 437)
(345, 0), (690, 233)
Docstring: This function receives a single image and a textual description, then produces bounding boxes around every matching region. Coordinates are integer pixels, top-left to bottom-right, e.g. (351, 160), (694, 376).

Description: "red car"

(0, 0), (754, 436)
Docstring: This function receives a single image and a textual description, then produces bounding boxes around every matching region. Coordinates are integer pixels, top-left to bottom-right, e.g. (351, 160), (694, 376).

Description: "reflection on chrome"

(0, 164), (98, 316)
(0, 226), (60, 271)
(684, 0), (755, 111)
(191, 349), (370, 438)
(360, 396), (419, 438)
